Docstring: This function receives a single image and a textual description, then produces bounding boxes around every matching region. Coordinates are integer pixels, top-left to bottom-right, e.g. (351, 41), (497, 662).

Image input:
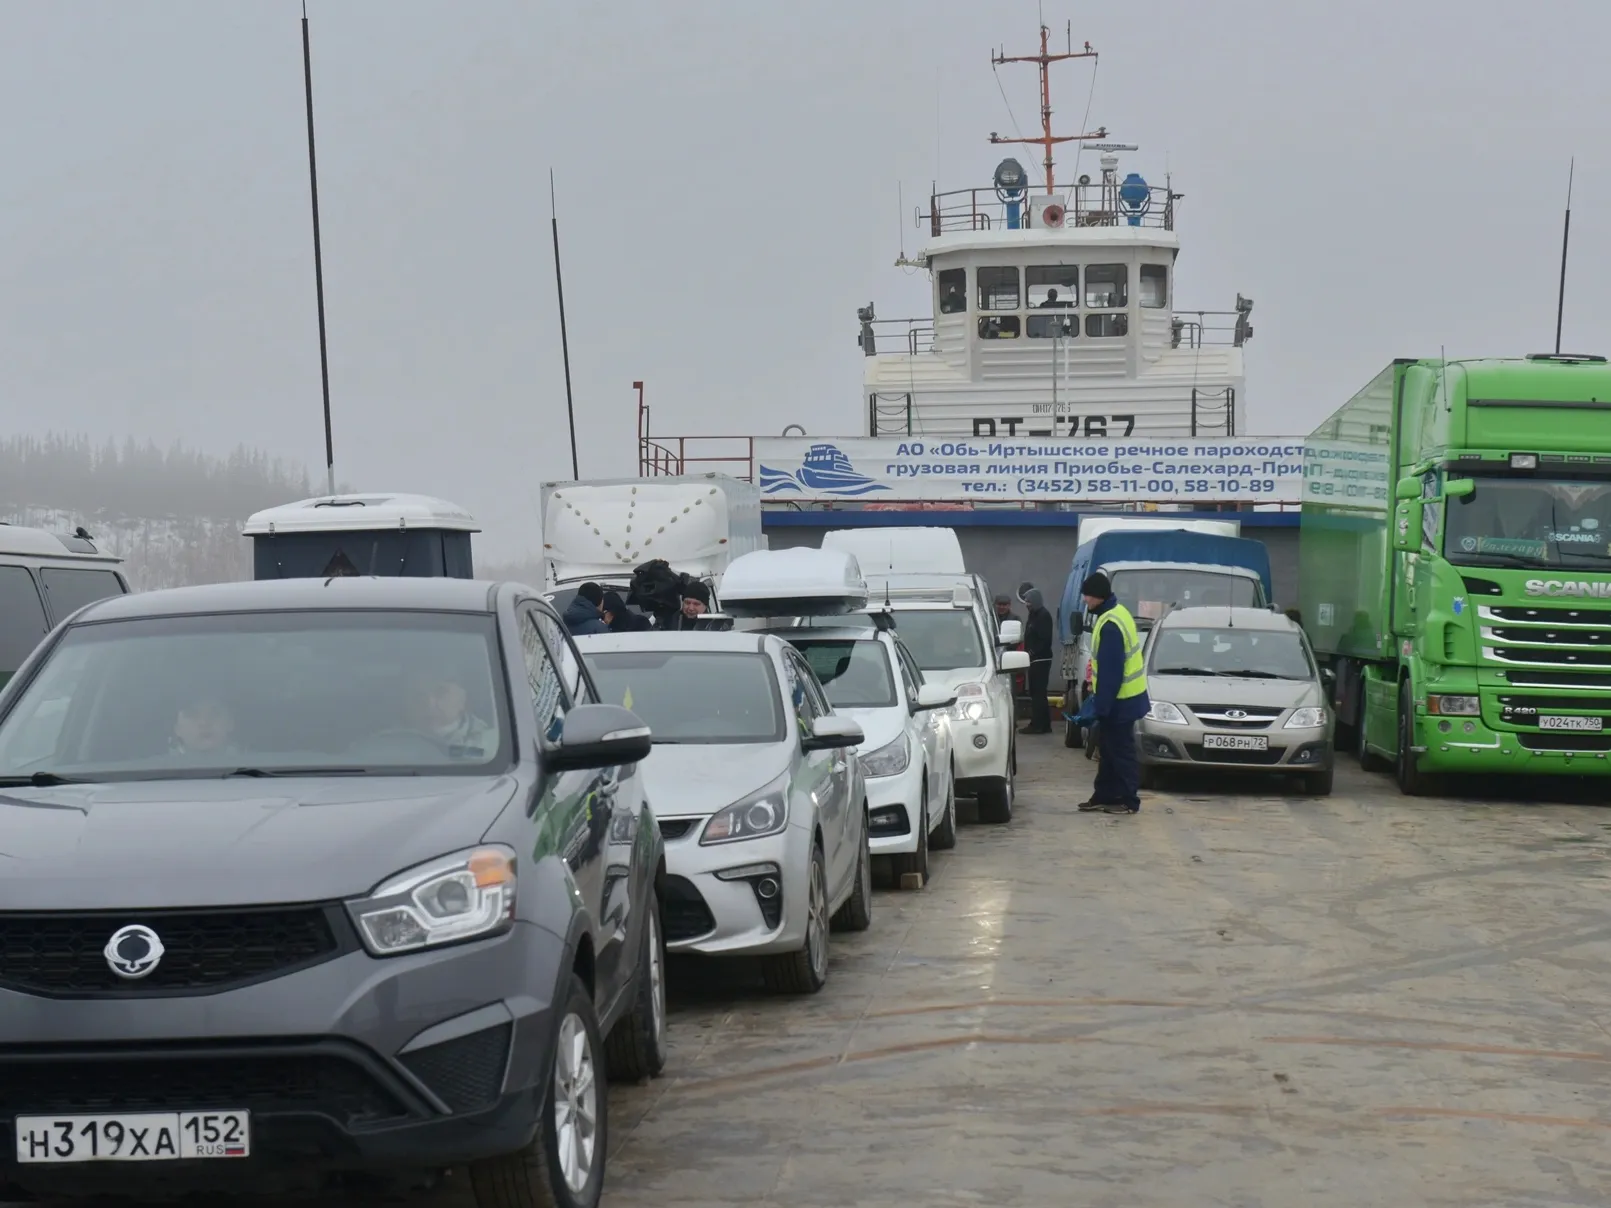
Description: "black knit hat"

(1080, 571), (1112, 598)
(578, 581), (605, 606)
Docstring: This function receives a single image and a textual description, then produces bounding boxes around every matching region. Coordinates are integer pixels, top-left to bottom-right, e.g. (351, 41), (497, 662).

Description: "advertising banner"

(754, 437), (1305, 504)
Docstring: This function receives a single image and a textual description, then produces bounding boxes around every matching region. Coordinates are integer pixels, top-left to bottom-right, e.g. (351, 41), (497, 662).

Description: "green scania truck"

(1300, 353), (1611, 794)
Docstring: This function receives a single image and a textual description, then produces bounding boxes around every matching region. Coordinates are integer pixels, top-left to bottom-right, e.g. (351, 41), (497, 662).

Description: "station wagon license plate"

(1202, 733), (1269, 751)
(1538, 715), (1604, 732)
(14, 1111), (250, 1164)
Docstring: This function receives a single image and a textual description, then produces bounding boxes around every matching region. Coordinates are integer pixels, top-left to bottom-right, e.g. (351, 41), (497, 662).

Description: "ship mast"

(990, 22), (1105, 194)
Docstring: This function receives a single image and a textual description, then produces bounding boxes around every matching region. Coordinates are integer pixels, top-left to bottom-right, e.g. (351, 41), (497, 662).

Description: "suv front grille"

(0, 906), (347, 998)
(0, 1044), (411, 1128)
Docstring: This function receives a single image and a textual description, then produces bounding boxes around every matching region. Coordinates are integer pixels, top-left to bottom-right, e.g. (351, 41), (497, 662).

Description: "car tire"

(930, 770), (958, 851)
(1304, 763), (1334, 796)
(976, 746), (1014, 824)
(469, 973), (606, 1208)
(891, 787), (930, 886)
(603, 892), (667, 1084)
(1063, 711), (1081, 748)
(831, 812), (874, 932)
(1139, 763), (1158, 791)
(761, 843), (830, 994)
(1395, 680), (1440, 797)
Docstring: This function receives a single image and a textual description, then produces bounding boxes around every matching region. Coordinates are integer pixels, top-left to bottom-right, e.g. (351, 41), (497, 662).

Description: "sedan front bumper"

(655, 819), (814, 958)
(1138, 720), (1331, 773)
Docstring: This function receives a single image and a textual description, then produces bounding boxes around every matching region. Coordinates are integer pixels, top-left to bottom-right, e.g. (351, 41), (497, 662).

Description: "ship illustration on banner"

(758, 443), (891, 497)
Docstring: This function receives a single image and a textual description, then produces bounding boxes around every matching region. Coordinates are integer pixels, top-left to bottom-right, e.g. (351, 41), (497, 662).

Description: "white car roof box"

(821, 527), (965, 577)
(719, 548), (870, 618)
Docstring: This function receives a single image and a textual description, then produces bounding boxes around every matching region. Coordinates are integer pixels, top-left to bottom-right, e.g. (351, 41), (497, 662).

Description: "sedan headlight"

(951, 681), (993, 722)
(701, 780), (789, 845)
(859, 734), (911, 778)
(1146, 701), (1188, 725)
(1285, 706), (1327, 729)
(349, 846), (516, 956)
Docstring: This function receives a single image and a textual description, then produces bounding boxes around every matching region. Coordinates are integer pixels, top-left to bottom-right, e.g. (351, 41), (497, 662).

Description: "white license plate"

(1201, 733), (1270, 751)
(1539, 715), (1604, 732)
(14, 1111), (250, 1164)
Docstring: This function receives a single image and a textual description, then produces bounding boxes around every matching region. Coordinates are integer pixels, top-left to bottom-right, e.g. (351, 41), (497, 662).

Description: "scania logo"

(1224, 709), (1249, 720)
(1524, 579), (1611, 598)
(103, 924), (165, 980)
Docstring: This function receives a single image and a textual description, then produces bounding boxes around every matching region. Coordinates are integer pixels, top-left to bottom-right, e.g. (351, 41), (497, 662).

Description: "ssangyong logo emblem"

(104, 924), (166, 980)
(1524, 579), (1611, 598)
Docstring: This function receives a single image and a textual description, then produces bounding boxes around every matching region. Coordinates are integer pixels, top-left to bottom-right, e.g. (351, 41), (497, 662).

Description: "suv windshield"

(1150, 627), (1313, 680)
(586, 650), (785, 744)
(0, 610), (510, 780)
(787, 639), (896, 709)
(886, 609), (984, 671)
(1444, 477), (1611, 568)
(1109, 569), (1261, 623)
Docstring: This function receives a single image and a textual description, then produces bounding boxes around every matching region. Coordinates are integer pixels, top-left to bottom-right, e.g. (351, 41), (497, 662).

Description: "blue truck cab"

(1057, 529), (1273, 748)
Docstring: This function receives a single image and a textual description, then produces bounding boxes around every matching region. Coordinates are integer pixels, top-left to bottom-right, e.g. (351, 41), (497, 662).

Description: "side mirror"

(1444, 477), (1475, 499)
(997, 619), (1023, 646)
(1394, 475), (1422, 501)
(1319, 667), (1336, 686)
(1067, 611), (1084, 638)
(1000, 650), (1031, 672)
(544, 703), (652, 771)
(803, 715), (864, 752)
(1393, 499), (1423, 553)
(913, 684), (958, 712)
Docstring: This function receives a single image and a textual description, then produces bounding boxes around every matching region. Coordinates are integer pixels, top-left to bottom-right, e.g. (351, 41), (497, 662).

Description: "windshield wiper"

(1154, 666), (1226, 677)
(223, 766), (377, 778)
(1216, 669), (1292, 679)
(0, 771), (93, 786)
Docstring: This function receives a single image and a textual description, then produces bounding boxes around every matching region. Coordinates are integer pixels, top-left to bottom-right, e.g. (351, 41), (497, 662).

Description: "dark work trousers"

(1026, 660), (1052, 732)
(1092, 717), (1141, 809)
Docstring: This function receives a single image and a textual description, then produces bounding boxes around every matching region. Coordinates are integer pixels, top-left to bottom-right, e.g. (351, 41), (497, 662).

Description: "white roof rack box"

(821, 527), (965, 577)
(242, 494), (480, 536)
(719, 548), (870, 618)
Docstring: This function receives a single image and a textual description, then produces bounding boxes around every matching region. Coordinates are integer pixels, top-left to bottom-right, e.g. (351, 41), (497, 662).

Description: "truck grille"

(1486, 626), (1611, 648)
(1485, 646), (1611, 668)
(0, 906), (346, 998)
(1518, 733), (1611, 752)
(1186, 705), (1282, 730)
(1484, 605), (1608, 624)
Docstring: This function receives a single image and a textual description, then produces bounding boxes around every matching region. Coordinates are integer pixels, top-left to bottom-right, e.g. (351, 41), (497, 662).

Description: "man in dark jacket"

(562, 582), (609, 637)
(601, 590), (651, 632)
(1019, 586), (1055, 734)
(1070, 572), (1151, 814)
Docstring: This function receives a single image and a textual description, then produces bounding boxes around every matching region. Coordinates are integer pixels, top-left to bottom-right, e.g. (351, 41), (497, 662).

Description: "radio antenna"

(990, 23), (1104, 193)
(1554, 157), (1575, 355)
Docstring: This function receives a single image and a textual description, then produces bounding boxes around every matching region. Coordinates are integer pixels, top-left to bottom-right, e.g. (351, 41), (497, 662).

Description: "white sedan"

(579, 630), (871, 995)
(763, 621), (957, 889)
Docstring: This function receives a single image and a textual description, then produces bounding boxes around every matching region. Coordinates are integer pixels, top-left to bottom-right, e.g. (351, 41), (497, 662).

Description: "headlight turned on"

(1146, 701), (1189, 725)
(349, 846), (516, 956)
(952, 681), (992, 721)
(701, 784), (789, 845)
(1284, 707), (1328, 729)
(859, 734), (911, 778)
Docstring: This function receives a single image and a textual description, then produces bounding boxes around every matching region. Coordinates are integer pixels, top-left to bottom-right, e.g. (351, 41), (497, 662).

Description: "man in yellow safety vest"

(1072, 571), (1151, 814)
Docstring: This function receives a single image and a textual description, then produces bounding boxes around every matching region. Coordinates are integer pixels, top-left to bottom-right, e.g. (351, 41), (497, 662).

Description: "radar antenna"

(990, 23), (1106, 194)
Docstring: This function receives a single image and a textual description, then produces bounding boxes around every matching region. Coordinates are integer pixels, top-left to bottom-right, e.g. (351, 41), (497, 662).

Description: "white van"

(0, 524), (131, 689)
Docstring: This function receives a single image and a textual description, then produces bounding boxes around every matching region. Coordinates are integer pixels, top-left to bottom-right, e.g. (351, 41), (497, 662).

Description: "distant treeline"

(0, 433), (312, 520)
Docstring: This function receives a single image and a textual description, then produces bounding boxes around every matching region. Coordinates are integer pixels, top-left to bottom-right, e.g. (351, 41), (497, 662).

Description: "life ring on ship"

(1040, 203), (1066, 228)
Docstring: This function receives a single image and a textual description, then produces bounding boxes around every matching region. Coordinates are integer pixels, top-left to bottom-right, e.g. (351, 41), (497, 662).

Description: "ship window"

(978, 315), (1020, 339)
(1085, 264), (1127, 308)
(1140, 264), (1168, 308)
(976, 267), (1020, 311)
(1027, 313), (1077, 339)
(1026, 265), (1077, 308)
(937, 268), (967, 314)
(1085, 313), (1129, 338)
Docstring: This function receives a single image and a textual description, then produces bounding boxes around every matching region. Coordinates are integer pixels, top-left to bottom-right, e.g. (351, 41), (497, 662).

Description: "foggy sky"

(2, 0), (1606, 558)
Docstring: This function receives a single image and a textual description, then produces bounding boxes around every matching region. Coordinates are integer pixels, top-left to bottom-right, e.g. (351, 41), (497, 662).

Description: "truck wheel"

(1395, 681), (1441, 797)
(1355, 692), (1390, 772)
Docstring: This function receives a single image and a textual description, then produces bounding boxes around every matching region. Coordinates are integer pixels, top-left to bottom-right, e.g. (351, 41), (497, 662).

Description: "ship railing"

(638, 393), (756, 480)
(858, 317), (936, 357)
(1172, 309), (1254, 349)
(925, 182), (1176, 237)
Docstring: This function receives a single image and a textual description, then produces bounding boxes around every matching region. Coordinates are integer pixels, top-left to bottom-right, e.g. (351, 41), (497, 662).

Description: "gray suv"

(0, 578), (665, 1207)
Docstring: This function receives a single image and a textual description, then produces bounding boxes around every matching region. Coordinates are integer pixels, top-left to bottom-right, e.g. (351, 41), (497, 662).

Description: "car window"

(892, 640), (925, 695)
(886, 608), (985, 671)
(586, 650), (785, 744)
(0, 566), (50, 690)
(518, 608), (567, 742)
(0, 609), (511, 779)
(1109, 569), (1261, 621)
(1149, 627), (1313, 680)
(788, 639), (897, 709)
(38, 567), (126, 624)
(533, 605), (592, 705)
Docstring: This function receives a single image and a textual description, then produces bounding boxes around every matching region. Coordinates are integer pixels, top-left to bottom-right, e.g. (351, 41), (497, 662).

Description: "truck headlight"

(951, 681), (993, 722)
(1427, 695), (1479, 716)
(349, 846), (516, 956)
(1284, 707), (1327, 729)
(702, 780), (789, 845)
(860, 735), (911, 778)
(1147, 701), (1188, 725)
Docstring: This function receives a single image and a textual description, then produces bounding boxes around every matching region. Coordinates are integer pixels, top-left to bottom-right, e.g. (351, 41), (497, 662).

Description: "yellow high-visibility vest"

(1089, 603), (1148, 701)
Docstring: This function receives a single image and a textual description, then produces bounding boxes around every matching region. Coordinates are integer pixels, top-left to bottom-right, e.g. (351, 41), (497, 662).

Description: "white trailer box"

(540, 475), (763, 590)
(1075, 515), (1240, 545)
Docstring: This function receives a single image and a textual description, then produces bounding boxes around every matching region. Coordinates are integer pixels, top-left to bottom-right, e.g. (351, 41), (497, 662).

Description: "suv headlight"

(951, 681), (993, 722)
(1285, 706), (1327, 729)
(349, 846), (516, 956)
(702, 779), (789, 845)
(860, 734), (911, 778)
(1147, 701), (1188, 725)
